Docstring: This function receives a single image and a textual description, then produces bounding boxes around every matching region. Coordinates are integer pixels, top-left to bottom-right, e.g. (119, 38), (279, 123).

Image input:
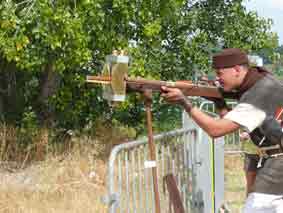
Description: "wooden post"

(144, 90), (161, 213)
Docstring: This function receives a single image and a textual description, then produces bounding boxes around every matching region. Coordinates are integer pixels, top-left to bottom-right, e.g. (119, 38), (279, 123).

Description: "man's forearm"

(182, 101), (239, 137)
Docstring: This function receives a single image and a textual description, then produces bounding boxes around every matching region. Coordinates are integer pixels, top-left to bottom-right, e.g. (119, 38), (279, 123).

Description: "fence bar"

(103, 129), (195, 213)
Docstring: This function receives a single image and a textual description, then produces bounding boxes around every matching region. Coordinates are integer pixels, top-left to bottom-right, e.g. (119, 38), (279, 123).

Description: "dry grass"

(0, 124), (247, 213)
(224, 154), (246, 212)
(0, 146), (108, 213)
(0, 120), (138, 213)
(0, 151), (247, 213)
(0, 123), (110, 213)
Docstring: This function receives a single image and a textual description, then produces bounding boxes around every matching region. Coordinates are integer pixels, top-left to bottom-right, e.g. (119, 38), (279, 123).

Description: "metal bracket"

(101, 193), (119, 205)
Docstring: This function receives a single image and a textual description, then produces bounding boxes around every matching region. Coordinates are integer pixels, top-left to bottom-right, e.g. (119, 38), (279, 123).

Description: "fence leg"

(144, 90), (161, 213)
(164, 174), (185, 213)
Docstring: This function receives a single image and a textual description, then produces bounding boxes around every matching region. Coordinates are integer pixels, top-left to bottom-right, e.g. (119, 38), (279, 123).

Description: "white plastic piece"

(144, 160), (157, 168)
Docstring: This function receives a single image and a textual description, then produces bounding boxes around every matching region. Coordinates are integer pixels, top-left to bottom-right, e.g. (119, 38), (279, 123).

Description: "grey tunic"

(239, 75), (283, 195)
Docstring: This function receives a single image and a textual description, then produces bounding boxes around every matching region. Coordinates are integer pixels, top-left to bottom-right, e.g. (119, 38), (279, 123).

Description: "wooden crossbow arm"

(86, 75), (224, 98)
(125, 78), (222, 98)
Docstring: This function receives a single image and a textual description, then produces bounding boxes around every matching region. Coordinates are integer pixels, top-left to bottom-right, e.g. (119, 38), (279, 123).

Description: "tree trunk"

(6, 62), (17, 111)
(0, 93), (3, 119)
(0, 57), (9, 119)
(37, 62), (60, 126)
(36, 62), (60, 160)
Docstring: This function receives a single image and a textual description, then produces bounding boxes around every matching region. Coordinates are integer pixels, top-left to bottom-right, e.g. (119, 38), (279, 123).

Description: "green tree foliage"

(270, 45), (283, 77)
(0, 0), (279, 134)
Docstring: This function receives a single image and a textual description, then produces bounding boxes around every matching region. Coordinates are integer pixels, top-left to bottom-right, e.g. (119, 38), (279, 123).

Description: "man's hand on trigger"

(161, 86), (187, 106)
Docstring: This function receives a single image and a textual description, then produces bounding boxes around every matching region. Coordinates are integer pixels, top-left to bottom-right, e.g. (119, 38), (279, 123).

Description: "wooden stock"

(86, 75), (223, 98)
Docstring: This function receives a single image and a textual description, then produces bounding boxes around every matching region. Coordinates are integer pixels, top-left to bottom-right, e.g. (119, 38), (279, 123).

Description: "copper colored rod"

(144, 90), (161, 213)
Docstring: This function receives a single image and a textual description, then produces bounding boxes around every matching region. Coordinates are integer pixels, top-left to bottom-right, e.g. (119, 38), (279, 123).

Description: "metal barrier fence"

(198, 100), (245, 211)
(103, 129), (198, 213)
(103, 100), (242, 213)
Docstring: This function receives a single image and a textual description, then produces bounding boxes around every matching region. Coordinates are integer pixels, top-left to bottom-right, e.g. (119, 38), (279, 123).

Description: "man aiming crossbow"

(161, 48), (283, 212)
